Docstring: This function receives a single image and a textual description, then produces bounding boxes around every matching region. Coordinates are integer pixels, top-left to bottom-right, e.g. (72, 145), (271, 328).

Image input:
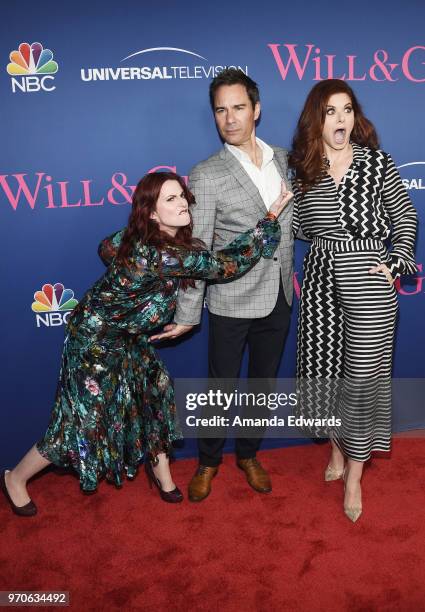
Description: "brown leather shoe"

(237, 458), (272, 493)
(188, 465), (218, 502)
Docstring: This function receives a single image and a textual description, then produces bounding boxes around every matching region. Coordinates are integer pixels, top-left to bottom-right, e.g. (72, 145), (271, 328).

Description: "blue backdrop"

(1, 0), (424, 470)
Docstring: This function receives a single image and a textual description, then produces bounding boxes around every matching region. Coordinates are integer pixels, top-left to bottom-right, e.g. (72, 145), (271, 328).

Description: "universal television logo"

(398, 162), (425, 191)
(80, 46), (248, 82)
(31, 283), (78, 328)
(7, 42), (58, 93)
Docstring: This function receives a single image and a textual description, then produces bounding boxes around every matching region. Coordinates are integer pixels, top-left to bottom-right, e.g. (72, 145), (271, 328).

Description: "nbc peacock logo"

(7, 42), (58, 93)
(31, 283), (78, 328)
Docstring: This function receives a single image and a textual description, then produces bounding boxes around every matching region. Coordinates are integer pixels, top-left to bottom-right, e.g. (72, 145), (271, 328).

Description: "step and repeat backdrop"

(1, 0), (424, 468)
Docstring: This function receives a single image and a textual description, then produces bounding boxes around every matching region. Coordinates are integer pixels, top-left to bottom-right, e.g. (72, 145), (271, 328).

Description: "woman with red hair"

(2, 172), (292, 515)
(290, 80), (417, 522)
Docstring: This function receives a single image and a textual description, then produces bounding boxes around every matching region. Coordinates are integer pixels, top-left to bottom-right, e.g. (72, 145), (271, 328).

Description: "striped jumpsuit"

(293, 144), (417, 461)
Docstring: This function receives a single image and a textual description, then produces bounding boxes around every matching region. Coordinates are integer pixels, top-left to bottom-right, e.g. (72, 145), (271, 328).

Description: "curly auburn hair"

(289, 79), (379, 193)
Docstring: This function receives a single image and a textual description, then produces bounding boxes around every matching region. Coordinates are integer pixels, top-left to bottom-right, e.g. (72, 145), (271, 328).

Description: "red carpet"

(1, 439), (425, 611)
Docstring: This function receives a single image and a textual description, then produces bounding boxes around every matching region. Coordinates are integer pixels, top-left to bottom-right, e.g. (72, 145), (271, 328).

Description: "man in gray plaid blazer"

(154, 69), (294, 501)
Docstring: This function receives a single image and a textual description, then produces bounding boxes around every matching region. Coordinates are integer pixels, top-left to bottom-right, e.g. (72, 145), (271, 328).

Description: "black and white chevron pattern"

(297, 238), (399, 461)
(292, 144), (418, 280)
(292, 143), (418, 462)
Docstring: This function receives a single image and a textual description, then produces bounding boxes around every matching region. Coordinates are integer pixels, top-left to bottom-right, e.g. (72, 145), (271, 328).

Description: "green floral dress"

(36, 217), (281, 492)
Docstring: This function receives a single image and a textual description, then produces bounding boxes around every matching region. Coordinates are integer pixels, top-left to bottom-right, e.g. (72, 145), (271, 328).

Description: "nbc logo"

(7, 42), (58, 93)
(31, 283), (78, 328)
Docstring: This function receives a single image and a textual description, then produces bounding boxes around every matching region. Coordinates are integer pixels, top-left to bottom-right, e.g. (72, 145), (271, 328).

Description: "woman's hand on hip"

(368, 263), (394, 285)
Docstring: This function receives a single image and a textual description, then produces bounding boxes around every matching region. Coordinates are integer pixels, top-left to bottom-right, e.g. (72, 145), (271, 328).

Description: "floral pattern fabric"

(36, 217), (280, 492)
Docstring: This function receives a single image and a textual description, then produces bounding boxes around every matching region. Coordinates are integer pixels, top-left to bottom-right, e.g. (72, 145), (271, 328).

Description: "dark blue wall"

(1, 0), (424, 469)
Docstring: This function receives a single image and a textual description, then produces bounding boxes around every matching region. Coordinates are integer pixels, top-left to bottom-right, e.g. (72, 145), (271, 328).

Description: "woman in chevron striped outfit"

(289, 80), (417, 522)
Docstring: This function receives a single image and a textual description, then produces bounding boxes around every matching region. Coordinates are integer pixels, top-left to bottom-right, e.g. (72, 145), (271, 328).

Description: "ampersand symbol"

(370, 50), (398, 81)
(107, 173), (136, 205)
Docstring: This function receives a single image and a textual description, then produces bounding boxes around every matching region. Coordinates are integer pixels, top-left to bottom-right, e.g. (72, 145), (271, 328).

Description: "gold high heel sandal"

(324, 465), (345, 482)
(343, 470), (362, 523)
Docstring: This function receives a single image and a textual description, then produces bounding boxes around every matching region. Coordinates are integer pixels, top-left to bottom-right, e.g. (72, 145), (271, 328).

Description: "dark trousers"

(198, 281), (291, 467)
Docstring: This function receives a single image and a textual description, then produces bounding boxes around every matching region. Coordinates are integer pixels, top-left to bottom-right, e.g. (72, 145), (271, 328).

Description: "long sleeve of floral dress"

(76, 216), (282, 336)
(98, 216), (281, 281)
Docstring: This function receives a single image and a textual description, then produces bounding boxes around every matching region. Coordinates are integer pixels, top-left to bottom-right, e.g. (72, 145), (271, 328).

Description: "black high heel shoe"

(144, 461), (183, 503)
(1, 470), (37, 517)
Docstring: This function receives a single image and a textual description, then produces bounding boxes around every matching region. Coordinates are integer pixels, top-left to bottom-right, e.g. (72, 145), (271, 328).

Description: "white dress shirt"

(225, 137), (282, 210)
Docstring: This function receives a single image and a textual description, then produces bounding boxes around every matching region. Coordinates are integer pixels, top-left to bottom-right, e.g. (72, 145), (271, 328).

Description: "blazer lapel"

(219, 147), (268, 215)
(272, 147), (287, 179)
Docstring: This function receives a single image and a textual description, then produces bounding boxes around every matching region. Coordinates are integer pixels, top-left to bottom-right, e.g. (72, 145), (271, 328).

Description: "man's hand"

(149, 323), (194, 342)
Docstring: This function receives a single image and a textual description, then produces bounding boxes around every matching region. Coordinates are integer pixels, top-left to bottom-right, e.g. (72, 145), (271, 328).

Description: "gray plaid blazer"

(174, 144), (294, 325)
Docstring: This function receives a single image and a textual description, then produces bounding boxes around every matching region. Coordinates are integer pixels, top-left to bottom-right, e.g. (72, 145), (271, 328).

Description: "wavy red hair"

(116, 172), (203, 289)
(289, 80), (379, 193)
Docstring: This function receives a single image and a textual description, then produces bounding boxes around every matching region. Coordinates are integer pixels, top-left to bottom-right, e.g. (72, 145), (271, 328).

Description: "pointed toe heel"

(324, 465), (344, 482)
(344, 506), (362, 523)
(343, 470), (362, 523)
(144, 461), (183, 503)
(1, 470), (37, 517)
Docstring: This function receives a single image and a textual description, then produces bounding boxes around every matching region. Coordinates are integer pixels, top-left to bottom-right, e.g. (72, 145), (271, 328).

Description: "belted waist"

(312, 237), (384, 253)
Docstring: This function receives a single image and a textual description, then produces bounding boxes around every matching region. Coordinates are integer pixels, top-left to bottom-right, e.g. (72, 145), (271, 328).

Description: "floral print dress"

(36, 217), (281, 492)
